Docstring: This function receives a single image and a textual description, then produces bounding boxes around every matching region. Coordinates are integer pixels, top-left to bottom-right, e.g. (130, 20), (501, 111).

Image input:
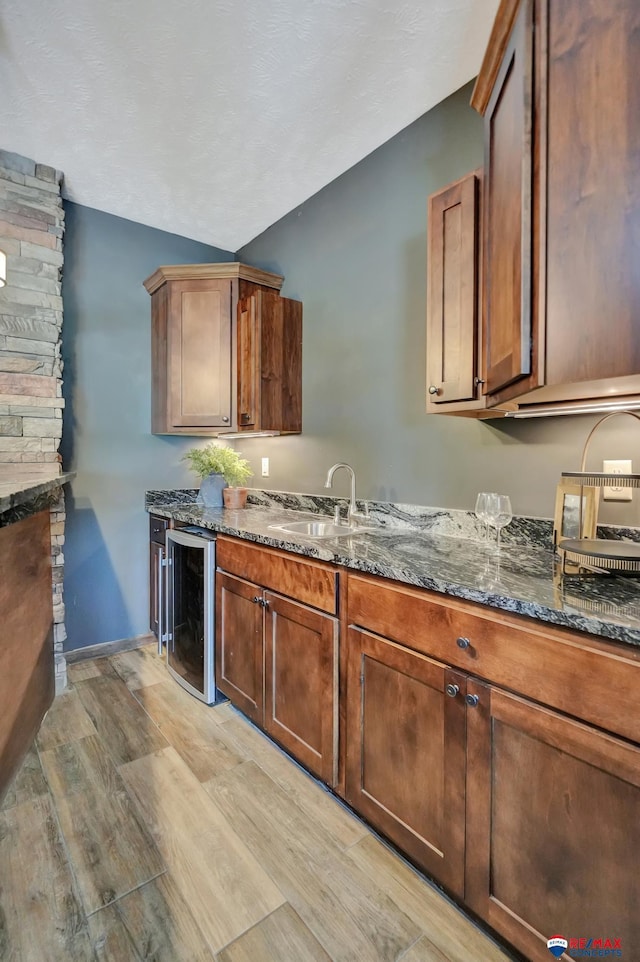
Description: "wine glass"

(486, 494), (513, 549)
(474, 492), (493, 542)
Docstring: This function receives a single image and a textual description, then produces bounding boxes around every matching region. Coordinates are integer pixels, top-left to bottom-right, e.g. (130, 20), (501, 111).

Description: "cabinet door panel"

(215, 572), (263, 722)
(466, 681), (640, 962)
(427, 172), (480, 404)
(168, 280), (232, 428)
(237, 294), (259, 430)
(346, 627), (466, 896)
(545, 0), (640, 386)
(264, 592), (338, 785)
(483, 0), (533, 395)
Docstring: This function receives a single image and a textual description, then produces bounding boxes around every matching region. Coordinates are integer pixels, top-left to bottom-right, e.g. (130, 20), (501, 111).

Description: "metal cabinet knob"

(253, 596), (261, 604)
(222, 416), (230, 423)
(465, 694), (479, 708)
(474, 377), (486, 386)
(445, 683), (460, 698)
(428, 385), (440, 396)
(456, 637), (471, 650)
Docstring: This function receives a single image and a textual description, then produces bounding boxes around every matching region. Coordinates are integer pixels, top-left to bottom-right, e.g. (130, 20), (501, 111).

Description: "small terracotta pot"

(223, 486), (248, 509)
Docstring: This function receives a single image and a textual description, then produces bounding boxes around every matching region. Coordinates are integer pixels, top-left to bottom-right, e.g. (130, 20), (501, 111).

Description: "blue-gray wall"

(61, 204), (234, 650)
(236, 82), (638, 523)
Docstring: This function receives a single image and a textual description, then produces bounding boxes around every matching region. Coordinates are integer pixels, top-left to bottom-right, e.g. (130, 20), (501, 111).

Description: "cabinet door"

(482, 0), (533, 396)
(236, 290), (303, 435)
(427, 171), (481, 407)
(167, 279), (232, 428)
(215, 571), (263, 723)
(237, 294), (259, 430)
(149, 541), (163, 639)
(264, 592), (338, 786)
(466, 681), (640, 962)
(345, 627), (467, 897)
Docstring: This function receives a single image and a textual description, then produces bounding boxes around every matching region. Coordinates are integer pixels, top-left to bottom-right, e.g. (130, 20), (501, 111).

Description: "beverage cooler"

(165, 527), (218, 704)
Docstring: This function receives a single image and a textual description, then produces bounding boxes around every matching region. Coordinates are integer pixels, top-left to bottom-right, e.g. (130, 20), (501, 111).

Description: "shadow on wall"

(62, 490), (133, 651)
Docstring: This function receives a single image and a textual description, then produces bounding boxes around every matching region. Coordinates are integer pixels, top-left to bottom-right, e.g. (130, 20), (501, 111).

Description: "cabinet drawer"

(216, 536), (338, 614)
(149, 514), (170, 545)
(347, 573), (640, 744)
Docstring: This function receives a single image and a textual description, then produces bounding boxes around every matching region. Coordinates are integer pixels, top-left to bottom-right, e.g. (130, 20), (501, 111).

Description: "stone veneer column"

(0, 149), (68, 692)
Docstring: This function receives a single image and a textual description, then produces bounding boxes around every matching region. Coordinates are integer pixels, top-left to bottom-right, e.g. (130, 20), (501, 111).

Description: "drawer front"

(347, 572), (640, 744)
(149, 514), (170, 545)
(216, 536), (338, 614)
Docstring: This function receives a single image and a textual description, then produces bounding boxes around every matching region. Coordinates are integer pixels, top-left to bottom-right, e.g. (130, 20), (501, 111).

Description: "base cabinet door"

(345, 627), (467, 897)
(215, 571), (263, 723)
(465, 680), (640, 961)
(264, 592), (338, 786)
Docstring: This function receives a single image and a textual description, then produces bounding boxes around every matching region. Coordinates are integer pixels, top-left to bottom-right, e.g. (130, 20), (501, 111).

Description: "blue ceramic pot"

(196, 472), (227, 507)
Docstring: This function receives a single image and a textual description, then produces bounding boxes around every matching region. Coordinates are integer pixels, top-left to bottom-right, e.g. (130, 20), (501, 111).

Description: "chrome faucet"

(324, 462), (369, 525)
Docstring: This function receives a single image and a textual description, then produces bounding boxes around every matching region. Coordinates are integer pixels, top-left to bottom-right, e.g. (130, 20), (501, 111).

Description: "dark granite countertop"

(147, 492), (640, 649)
(0, 473), (75, 527)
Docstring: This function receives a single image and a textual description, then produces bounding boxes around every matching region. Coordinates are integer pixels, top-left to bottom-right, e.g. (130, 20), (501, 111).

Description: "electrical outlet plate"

(603, 459), (633, 501)
(261, 457), (270, 478)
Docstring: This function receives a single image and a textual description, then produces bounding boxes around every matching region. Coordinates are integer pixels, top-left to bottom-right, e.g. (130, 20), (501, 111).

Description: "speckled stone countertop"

(146, 489), (640, 649)
(0, 473), (75, 528)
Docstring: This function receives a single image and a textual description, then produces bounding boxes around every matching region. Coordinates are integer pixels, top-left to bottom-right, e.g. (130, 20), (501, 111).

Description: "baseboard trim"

(65, 633), (155, 664)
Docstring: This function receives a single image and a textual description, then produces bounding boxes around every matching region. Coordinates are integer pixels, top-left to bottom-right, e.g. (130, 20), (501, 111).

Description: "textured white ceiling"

(0, 0), (499, 251)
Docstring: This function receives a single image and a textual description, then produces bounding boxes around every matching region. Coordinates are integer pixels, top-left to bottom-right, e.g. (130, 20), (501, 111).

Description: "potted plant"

(182, 443), (253, 509)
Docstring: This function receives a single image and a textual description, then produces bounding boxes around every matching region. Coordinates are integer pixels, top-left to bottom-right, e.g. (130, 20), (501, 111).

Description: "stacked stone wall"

(0, 149), (67, 691)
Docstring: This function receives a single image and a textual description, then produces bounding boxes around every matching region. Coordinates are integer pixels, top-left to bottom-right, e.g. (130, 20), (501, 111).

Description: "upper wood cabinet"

(432, 0), (640, 416)
(426, 171), (485, 414)
(143, 263), (302, 435)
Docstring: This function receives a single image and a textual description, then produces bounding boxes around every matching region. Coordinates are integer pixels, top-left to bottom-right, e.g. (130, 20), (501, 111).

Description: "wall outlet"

(261, 457), (270, 478)
(603, 459), (632, 501)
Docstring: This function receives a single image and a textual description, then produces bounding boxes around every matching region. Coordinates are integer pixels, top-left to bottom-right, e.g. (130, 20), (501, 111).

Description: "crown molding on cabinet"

(143, 262), (284, 295)
(470, 0), (521, 114)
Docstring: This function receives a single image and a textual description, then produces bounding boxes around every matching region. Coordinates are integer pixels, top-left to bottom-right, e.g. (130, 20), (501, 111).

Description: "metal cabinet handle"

(474, 377), (486, 386)
(157, 548), (164, 656)
(456, 637), (471, 650)
(445, 683), (460, 698)
(428, 385), (440, 396)
(465, 694), (479, 708)
(262, 599), (270, 610)
(253, 596), (261, 604)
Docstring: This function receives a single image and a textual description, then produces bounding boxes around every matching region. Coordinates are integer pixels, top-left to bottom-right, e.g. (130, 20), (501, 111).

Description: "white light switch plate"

(261, 457), (270, 478)
(603, 459), (632, 501)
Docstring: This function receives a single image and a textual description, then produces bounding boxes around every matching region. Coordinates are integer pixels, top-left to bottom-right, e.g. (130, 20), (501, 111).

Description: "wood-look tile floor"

(0, 645), (513, 962)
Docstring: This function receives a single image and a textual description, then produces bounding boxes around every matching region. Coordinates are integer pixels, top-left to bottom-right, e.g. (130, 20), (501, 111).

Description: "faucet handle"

(333, 504), (342, 525)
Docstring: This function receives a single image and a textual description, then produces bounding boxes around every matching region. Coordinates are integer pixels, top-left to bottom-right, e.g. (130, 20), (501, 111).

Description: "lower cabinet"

(345, 573), (640, 962)
(215, 550), (339, 785)
(345, 627), (467, 896)
(216, 571), (264, 724)
(465, 681), (640, 962)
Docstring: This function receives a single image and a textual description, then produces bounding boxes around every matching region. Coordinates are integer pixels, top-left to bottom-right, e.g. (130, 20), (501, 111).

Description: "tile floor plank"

(40, 735), (166, 914)
(88, 875), (212, 962)
(67, 658), (117, 684)
(133, 681), (245, 781)
(399, 936), (452, 961)
(74, 674), (168, 765)
(111, 646), (171, 691)
(347, 835), (512, 962)
(205, 760), (421, 962)
(220, 715), (368, 849)
(1, 744), (48, 810)
(217, 903), (331, 962)
(0, 796), (94, 961)
(120, 747), (285, 955)
(36, 688), (97, 752)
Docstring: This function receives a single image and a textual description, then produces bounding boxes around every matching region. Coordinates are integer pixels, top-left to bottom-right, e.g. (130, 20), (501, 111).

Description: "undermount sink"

(269, 520), (363, 539)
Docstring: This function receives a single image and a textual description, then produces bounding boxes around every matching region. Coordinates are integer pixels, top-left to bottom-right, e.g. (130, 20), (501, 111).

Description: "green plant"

(182, 443), (253, 487)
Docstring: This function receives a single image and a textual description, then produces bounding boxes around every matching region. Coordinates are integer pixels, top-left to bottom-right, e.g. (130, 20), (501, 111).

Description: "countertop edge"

(0, 473), (75, 527)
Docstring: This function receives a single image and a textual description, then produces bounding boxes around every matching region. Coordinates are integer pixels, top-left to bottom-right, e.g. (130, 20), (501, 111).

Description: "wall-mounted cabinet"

(143, 263), (302, 435)
(428, 0), (640, 417)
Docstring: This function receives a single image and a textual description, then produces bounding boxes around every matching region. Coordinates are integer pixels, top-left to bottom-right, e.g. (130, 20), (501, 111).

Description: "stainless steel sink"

(269, 520), (363, 539)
